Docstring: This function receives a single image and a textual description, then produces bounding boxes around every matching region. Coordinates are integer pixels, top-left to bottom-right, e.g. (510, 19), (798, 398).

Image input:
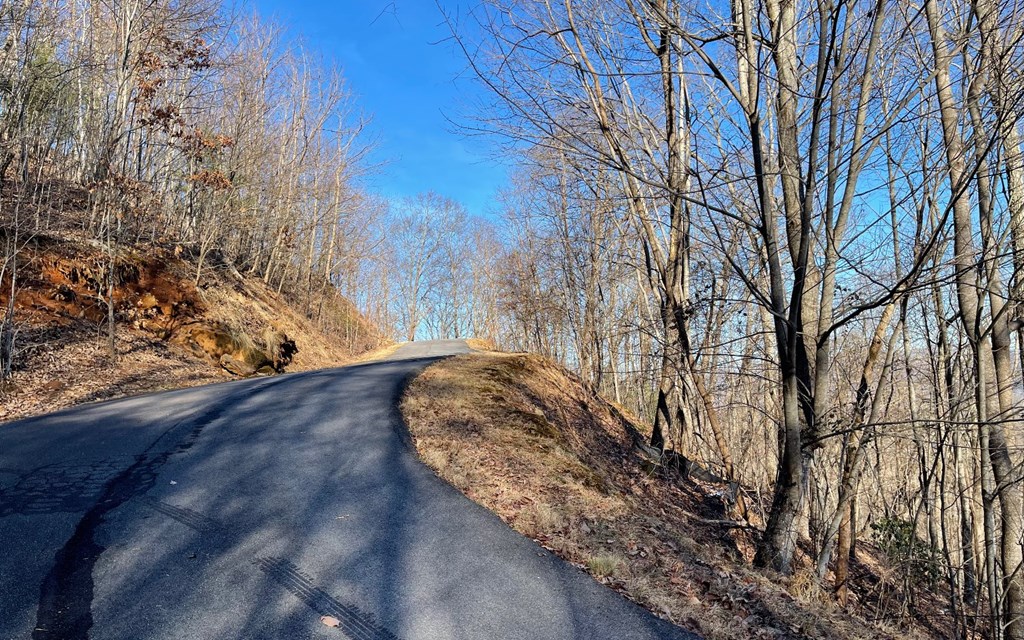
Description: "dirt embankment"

(401, 351), (946, 640)
(1, 232), (384, 422)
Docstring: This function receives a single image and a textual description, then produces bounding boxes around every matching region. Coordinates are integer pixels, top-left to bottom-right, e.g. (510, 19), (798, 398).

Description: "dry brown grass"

(0, 327), (228, 422)
(197, 277), (374, 372)
(465, 337), (498, 351)
(401, 352), (938, 640)
(350, 341), (403, 363)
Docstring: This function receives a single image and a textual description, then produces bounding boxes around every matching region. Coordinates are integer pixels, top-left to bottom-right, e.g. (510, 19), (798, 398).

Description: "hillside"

(0, 227), (384, 423)
(401, 351), (953, 640)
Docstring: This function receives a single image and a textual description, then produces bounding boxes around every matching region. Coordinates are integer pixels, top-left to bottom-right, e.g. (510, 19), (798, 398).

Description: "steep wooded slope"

(0, 228), (384, 422)
(401, 351), (952, 640)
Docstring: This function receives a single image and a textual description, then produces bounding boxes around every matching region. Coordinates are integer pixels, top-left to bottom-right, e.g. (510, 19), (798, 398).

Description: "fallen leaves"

(0, 329), (227, 423)
(320, 615), (341, 628)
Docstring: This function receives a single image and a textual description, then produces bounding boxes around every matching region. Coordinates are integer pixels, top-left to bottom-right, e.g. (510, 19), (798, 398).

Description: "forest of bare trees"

(0, 0), (387, 365)
(0, 0), (506, 358)
(350, 190), (503, 342)
(5, 0), (1024, 637)
(434, 0), (1024, 637)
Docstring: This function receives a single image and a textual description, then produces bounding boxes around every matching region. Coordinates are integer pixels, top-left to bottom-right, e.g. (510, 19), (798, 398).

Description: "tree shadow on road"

(2, 357), (695, 639)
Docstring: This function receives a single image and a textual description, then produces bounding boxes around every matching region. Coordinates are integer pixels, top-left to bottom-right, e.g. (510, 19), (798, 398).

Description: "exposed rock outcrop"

(175, 322), (296, 377)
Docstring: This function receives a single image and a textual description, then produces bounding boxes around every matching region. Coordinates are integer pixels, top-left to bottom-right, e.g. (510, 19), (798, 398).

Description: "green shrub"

(870, 516), (940, 586)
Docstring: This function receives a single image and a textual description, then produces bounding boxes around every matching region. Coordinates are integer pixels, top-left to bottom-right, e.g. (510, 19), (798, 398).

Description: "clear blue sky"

(251, 0), (508, 217)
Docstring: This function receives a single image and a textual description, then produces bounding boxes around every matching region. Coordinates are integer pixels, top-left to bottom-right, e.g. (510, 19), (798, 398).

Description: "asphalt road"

(0, 340), (697, 640)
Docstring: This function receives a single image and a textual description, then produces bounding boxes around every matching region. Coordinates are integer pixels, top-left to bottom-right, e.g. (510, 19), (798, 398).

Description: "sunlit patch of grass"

(586, 553), (624, 577)
(350, 341), (401, 363)
(519, 503), (567, 539)
(419, 447), (449, 473)
(399, 352), (919, 640)
(465, 337), (497, 351)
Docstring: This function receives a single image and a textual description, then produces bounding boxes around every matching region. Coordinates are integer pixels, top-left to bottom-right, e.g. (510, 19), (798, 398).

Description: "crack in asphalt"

(31, 379), (286, 640)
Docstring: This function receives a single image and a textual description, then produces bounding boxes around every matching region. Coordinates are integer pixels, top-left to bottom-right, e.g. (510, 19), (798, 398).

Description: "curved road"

(0, 340), (696, 640)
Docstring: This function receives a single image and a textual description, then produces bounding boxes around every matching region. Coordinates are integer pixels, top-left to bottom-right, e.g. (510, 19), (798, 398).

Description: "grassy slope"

(0, 230), (385, 422)
(401, 351), (943, 640)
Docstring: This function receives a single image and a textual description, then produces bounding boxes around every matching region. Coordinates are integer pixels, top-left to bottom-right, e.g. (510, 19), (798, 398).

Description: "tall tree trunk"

(926, 1), (1024, 634)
